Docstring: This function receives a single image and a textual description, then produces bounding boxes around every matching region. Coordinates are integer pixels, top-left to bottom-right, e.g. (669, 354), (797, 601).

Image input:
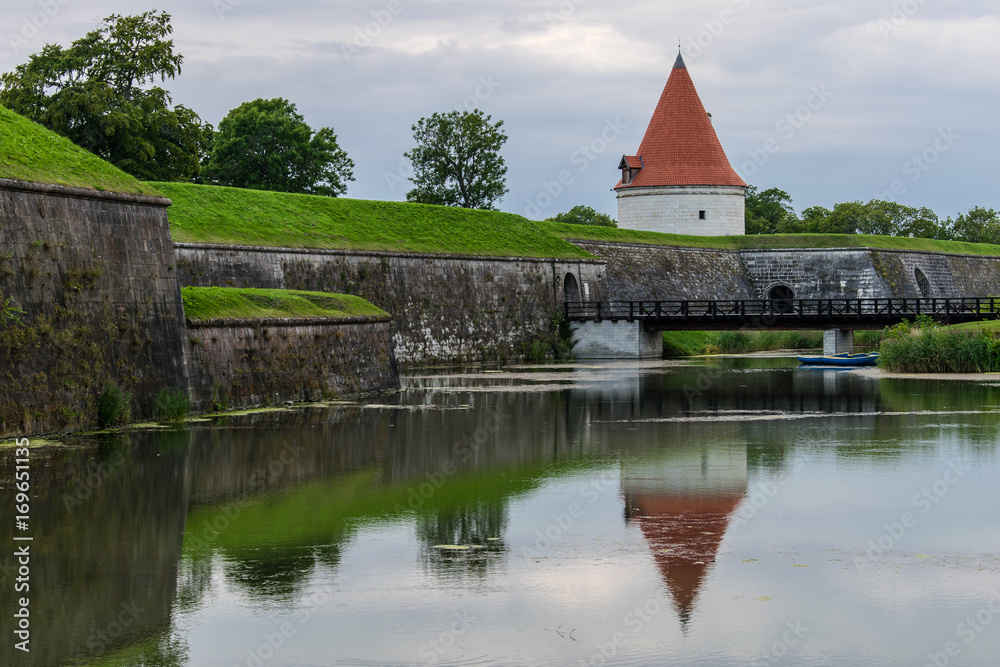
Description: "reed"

(878, 318), (1000, 373)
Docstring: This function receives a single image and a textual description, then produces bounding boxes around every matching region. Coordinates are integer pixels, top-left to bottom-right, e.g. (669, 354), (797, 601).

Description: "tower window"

(698, 210), (706, 220)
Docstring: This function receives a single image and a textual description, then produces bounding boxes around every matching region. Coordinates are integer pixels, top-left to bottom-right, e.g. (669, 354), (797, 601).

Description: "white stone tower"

(615, 53), (746, 235)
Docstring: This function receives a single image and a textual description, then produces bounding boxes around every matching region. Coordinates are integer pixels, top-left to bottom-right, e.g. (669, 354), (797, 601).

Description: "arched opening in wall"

(767, 285), (795, 314)
(564, 273), (580, 303)
(915, 268), (931, 298)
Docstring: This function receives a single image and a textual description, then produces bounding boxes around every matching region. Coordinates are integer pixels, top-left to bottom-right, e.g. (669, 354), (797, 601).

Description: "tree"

(822, 200), (941, 237)
(404, 109), (508, 209)
(0, 11), (212, 181)
(546, 205), (617, 227)
(745, 186), (796, 234)
(202, 98), (354, 196)
(795, 205), (832, 233)
(950, 206), (1000, 244)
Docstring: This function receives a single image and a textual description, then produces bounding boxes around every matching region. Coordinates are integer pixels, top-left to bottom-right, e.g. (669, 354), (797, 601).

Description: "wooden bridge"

(564, 297), (1000, 331)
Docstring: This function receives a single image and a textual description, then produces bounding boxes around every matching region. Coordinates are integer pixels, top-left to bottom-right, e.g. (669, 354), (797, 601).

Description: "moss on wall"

(0, 183), (186, 436)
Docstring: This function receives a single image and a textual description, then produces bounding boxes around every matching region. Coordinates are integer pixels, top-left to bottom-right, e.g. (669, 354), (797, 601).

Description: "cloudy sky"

(2, 0), (997, 221)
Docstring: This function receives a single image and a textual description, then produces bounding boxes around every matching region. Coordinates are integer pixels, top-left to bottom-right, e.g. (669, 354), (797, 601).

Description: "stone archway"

(564, 273), (580, 302)
(914, 268), (931, 298)
(766, 284), (795, 314)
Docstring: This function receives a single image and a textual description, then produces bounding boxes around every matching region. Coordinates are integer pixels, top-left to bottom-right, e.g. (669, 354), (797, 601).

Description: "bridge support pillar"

(823, 328), (854, 356)
(572, 321), (662, 360)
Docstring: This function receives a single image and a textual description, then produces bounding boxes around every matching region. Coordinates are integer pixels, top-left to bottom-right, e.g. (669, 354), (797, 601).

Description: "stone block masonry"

(174, 244), (605, 365)
(572, 320), (662, 359)
(185, 316), (398, 410)
(742, 248), (1000, 301)
(0, 179), (187, 437)
(740, 249), (889, 299)
(577, 241), (1000, 303)
(570, 240), (753, 301)
(616, 185), (745, 236)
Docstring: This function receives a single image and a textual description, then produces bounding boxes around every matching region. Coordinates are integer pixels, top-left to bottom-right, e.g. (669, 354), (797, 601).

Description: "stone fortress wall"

(173, 243), (606, 365)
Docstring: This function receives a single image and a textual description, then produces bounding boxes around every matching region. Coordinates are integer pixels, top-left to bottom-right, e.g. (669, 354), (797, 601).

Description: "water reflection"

(0, 434), (189, 667)
(622, 433), (747, 630)
(1, 360), (999, 666)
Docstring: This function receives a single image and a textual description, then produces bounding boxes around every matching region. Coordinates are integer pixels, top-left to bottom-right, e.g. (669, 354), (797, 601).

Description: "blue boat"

(797, 352), (880, 367)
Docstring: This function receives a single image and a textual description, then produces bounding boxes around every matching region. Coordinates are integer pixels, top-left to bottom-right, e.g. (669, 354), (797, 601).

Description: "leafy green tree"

(546, 205), (617, 227)
(203, 98), (355, 196)
(404, 109), (508, 209)
(745, 186), (796, 234)
(823, 200), (941, 237)
(794, 205), (832, 233)
(0, 11), (212, 181)
(949, 206), (1000, 244)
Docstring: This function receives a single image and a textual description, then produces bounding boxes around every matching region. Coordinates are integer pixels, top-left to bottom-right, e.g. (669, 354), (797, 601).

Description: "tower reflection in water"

(621, 429), (747, 631)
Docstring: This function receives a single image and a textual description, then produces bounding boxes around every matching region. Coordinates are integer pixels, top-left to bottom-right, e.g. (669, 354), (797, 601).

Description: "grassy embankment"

(157, 182), (1000, 258)
(180, 286), (388, 320)
(544, 222), (1000, 256)
(154, 181), (594, 259)
(0, 104), (161, 196)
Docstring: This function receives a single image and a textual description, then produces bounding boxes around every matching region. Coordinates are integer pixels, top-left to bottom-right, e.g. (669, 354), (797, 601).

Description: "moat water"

(3, 358), (1000, 667)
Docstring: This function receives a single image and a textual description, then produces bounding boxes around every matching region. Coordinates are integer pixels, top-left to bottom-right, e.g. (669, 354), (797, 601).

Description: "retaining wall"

(174, 244), (605, 365)
(0, 180), (187, 436)
(574, 240), (1000, 302)
(185, 316), (399, 409)
(568, 240), (753, 300)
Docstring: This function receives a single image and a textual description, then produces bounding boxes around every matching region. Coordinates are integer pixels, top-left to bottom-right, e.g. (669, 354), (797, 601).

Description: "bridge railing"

(564, 297), (1000, 323)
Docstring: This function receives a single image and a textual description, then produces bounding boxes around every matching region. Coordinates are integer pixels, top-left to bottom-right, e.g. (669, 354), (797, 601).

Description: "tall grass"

(708, 330), (823, 354)
(662, 329), (885, 357)
(153, 389), (190, 423)
(663, 330), (829, 357)
(878, 318), (1000, 373)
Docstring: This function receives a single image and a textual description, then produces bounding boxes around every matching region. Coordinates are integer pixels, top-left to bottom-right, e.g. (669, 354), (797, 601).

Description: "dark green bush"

(96, 382), (132, 428)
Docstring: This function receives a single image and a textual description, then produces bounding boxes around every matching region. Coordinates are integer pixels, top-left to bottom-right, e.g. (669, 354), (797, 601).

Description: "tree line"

(0, 11), (508, 208)
(5, 12), (994, 236)
(746, 186), (1000, 244)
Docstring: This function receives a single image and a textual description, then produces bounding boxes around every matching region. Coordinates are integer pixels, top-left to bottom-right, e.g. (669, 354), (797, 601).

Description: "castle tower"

(615, 53), (746, 235)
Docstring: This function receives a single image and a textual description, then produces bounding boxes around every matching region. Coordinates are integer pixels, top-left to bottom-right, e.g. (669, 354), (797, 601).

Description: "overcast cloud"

(2, 0), (998, 220)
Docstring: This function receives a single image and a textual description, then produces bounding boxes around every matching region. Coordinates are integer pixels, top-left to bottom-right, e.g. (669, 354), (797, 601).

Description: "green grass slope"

(154, 181), (594, 259)
(181, 287), (388, 321)
(0, 105), (160, 196)
(545, 222), (1000, 256)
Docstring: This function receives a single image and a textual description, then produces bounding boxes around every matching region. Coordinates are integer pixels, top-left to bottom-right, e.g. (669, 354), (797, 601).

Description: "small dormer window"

(618, 155), (643, 185)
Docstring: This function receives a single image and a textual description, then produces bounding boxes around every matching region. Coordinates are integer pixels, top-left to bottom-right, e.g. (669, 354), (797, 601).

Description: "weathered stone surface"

(740, 249), (890, 299)
(577, 241), (1000, 302)
(572, 320), (662, 359)
(185, 317), (399, 409)
(174, 244), (605, 365)
(569, 240), (753, 300)
(0, 182), (186, 436)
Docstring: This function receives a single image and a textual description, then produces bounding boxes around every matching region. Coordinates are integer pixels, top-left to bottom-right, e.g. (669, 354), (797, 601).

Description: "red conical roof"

(616, 53), (745, 189)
